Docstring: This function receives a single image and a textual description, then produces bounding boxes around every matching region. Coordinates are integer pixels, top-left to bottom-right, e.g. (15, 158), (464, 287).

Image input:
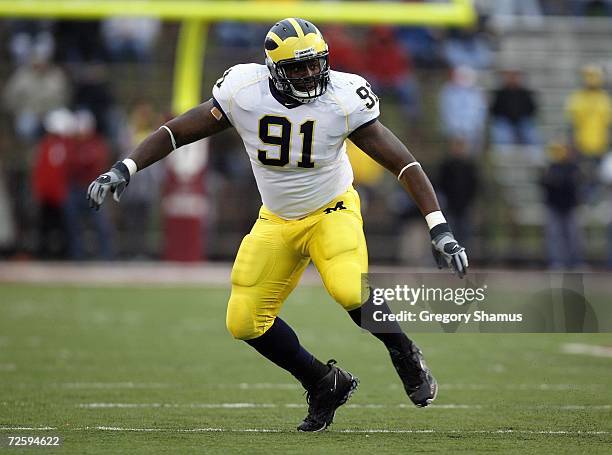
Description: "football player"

(87, 18), (468, 432)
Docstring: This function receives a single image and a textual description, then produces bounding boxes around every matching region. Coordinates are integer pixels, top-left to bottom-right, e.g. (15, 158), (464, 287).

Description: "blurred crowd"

(0, 0), (611, 269)
(0, 17), (164, 260)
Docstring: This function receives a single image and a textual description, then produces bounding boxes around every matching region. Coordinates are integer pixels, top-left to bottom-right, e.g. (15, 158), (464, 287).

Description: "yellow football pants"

(226, 186), (369, 340)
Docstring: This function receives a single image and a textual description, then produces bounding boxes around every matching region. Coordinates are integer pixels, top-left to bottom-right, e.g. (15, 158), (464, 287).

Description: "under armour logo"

(323, 201), (347, 214)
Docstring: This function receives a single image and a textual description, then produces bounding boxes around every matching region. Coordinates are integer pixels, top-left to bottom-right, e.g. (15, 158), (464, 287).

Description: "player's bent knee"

(226, 295), (262, 340)
(325, 262), (365, 311)
(226, 315), (261, 340)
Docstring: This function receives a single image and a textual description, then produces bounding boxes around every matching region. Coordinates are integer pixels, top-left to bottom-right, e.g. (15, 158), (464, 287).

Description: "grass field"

(1, 283), (611, 453)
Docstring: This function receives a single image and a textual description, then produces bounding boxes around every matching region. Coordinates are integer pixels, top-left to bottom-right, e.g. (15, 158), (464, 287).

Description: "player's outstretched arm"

(348, 120), (468, 277)
(87, 99), (231, 210)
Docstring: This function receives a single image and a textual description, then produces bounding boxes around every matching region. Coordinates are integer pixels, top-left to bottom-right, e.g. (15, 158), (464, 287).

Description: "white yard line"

(561, 343), (612, 359)
(7, 382), (600, 391)
(76, 402), (610, 410)
(78, 403), (484, 409)
(0, 427), (57, 430)
(79, 403), (277, 409)
(60, 382), (171, 389)
(233, 382), (300, 390)
(214, 382), (605, 391)
(1, 426), (608, 435)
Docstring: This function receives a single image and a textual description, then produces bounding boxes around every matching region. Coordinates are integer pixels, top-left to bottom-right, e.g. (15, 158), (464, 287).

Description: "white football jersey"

(212, 63), (379, 219)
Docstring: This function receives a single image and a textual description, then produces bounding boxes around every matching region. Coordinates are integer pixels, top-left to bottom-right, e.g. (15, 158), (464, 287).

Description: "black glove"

(430, 223), (468, 278)
(86, 161), (131, 210)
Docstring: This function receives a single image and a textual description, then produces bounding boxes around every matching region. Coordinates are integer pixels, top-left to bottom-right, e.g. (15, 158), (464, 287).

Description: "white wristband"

(425, 211), (446, 230)
(397, 161), (421, 181)
(122, 158), (138, 177)
(159, 125), (177, 151)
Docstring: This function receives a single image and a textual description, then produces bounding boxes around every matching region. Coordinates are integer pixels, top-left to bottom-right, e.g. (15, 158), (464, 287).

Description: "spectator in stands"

(442, 17), (493, 70)
(565, 65), (611, 197)
(101, 17), (161, 62)
(0, 172), (15, 256)
(213, 21), (268, 53)
(31, 109), (74, 259)
(72, 63), (118, 141)
(475, 0), (543, 27)
(396, 26), (443, 68)
(325, 25), (365, 74)
(571, 0), (612, 16)
(54, 20), (107, 63)
(599, 152), (612, 268)
(64, 110), (114, 260)
(439, 66), (487, 154)
(566, 65), (611, 161)
(437, 138), (479, 249)
(490, 69), (540, 146)
(394, 0), (444, 69)
(2, 47), (70, 144)
(364, 26), (420, 122)
(8, 19), (55, 66)
(540, 142), (584, 269)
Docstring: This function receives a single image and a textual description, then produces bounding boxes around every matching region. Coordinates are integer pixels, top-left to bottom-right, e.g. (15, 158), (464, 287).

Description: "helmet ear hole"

(264, 38), (279, 51)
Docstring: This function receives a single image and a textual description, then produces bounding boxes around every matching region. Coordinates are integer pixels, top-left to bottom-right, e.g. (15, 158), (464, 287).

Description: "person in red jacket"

(64, 109), (114, 259)
(32, 108), (74, 258)
(324, 25), (365, 74)
(364, 26), (420, 123)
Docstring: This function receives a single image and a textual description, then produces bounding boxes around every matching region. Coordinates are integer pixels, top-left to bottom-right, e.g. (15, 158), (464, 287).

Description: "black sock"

(245, 317), (329, 389)
(348, 292), (413, 354)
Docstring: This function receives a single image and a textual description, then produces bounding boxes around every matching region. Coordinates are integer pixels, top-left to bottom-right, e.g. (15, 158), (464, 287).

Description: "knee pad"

(226, 294), (263, 340)
(325, 262), (365, 311)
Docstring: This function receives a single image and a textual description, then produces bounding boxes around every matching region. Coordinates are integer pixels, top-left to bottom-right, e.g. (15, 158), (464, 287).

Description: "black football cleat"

(389, 343), (437, 407)
(297, 359), (359, 432)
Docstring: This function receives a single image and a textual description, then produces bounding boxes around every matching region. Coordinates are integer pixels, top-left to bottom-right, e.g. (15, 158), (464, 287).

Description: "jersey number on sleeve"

(356, 84), (378, 109)
(215, 68), (232, 88)
(258, 115), (315, 168)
